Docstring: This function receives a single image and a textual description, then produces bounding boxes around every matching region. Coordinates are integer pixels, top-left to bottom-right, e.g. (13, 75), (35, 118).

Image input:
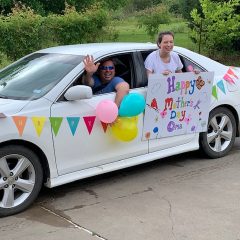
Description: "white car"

(0, 43), (239, 217)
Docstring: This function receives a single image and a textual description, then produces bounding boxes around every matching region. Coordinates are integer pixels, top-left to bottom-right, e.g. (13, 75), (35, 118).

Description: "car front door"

(51, 53), (148, 175)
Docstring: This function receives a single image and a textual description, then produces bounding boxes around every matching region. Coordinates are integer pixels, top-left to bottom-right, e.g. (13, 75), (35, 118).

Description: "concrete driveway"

(1, 139), (240, 240)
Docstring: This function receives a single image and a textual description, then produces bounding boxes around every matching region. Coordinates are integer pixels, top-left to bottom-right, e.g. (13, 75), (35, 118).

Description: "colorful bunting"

(49, 117), (63, 136)
(212, 85), (218, 100)
(32, 117), (46, 137)
(216, 80), (226, 94)
(83, 116), (96, 134)
(67, 117), (80, 136)
(223, 73), (235, 84)
(227, 68), (239, 79)
(101, 121), (108, 133)
(12, 116), (27, 136)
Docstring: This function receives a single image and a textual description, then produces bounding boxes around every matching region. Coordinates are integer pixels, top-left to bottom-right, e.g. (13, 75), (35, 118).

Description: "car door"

(138, 50), (196, 153)
(51, 52), (148, 175)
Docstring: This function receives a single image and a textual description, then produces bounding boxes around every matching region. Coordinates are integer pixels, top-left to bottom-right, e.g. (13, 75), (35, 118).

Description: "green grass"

(109, 17), (240, 66)
(110, 18), (196, 51)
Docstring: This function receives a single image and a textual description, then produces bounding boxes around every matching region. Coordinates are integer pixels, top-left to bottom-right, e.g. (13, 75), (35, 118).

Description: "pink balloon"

(96, 100), (118, 123)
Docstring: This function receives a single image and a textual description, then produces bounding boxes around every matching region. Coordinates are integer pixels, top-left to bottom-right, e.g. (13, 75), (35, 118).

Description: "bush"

(0, 3), (116, 60)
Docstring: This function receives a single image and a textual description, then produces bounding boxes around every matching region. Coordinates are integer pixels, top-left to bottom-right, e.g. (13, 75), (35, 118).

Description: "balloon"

(111, 117), (138, 142)
(96, 100), (118, 123)
(119, 93), (146, 117)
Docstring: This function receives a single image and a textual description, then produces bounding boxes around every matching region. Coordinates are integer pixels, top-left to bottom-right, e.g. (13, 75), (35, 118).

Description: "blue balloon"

(119, 93), (146, 117)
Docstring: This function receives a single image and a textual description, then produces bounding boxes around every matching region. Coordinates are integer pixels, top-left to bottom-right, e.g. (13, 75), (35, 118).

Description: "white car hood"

(0, 99), (29, 115)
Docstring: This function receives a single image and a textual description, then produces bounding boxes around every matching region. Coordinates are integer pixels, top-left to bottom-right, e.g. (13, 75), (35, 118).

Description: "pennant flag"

(217, 80), (226, 94)
(212, 85), (218, 100)
(227, 68), (239, 79)
(32, 117), (46, 137)
(67, 117), (80, 136)
(12, 116), (27, 136)
(83, 116), (96, 134)
(101, 121), (108, 133)
(223, 73), (235, 84)
(49, 117), (63, 136)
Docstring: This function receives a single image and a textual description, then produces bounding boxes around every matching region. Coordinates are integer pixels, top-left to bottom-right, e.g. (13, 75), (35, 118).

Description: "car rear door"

(137, 50), (196, 153)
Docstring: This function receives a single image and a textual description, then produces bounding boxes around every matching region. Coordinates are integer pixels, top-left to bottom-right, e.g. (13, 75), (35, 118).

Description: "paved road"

(1, 139), (240, 240)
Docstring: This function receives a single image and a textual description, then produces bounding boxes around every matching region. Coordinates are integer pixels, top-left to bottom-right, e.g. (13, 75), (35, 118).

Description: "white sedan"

(0, 43), (239, 217)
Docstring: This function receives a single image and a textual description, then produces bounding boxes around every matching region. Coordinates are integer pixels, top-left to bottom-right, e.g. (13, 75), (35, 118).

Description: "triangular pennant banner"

(223, 73), (235, 84)
(67, 117), (80, 136)
(49, 117), (63, 136)
(227, 68), (239, 79)
(12, 116), (27, 136)
(217, 80), (226, 94)
(101, 121), (108, 133)
(32, 117), (46, 137)
(212, 85), (218, 100)
(83, 116), (96, 134)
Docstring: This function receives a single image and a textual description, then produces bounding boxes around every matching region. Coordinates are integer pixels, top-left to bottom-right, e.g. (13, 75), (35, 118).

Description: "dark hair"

(157, 31), (174, 46)
(99, 58), (115, 67)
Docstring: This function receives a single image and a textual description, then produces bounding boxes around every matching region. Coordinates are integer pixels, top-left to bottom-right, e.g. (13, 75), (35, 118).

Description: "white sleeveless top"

(144, 50), (183, 74)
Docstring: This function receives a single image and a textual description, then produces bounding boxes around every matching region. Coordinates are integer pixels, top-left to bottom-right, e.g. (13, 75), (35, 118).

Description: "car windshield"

(0, 53), (84, 100)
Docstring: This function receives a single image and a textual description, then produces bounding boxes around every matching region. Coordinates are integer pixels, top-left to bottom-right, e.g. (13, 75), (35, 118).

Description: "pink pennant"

(83, 116), (96, 135)
(227, 68), (239, 79)
(223, 74), (235, 84)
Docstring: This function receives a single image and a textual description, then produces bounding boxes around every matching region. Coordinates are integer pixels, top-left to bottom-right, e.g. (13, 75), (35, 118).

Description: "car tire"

(0, 145), (43, 217)
(199, 107), (236, 158)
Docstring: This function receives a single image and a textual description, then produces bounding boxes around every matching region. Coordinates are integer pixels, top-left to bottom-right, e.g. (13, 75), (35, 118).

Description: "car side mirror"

(64, 85), (93, 101)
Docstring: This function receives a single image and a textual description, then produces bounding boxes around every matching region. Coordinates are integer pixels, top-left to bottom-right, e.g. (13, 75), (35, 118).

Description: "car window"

(0, 53), (84, 100)
(74, 53), (135, 93)
(178, 55), (205, 73)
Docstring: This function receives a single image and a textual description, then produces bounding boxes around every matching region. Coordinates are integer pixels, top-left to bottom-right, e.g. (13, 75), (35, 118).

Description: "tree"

(137, 4), (171, 40)
(190, 0), (240, 56)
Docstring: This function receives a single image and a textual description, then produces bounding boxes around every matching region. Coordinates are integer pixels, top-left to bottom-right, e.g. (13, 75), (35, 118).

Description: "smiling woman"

(0, 53), (84, 100)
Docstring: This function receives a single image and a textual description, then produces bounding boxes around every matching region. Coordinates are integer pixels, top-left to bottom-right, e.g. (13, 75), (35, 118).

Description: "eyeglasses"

(99, 66), (114, 71)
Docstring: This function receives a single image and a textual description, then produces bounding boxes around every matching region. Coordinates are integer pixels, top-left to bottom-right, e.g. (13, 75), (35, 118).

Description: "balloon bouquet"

(96, 93), (146, 142)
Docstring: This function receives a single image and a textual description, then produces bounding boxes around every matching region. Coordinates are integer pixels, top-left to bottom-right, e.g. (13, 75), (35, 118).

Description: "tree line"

(0, 0), (239, 66)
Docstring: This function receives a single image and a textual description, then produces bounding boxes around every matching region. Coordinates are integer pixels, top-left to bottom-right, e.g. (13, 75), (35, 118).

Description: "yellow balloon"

(111, 117), (138, 142)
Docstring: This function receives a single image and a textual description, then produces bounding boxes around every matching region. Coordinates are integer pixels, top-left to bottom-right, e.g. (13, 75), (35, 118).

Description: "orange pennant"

(12, 116), (27, 136)
(101, 121), (108, 133)
(227, 68), (239, 79)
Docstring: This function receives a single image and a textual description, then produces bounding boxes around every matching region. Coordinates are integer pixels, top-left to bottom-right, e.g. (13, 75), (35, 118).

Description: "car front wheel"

(200, 107), (236, 158)
(0, 145), (43, 217)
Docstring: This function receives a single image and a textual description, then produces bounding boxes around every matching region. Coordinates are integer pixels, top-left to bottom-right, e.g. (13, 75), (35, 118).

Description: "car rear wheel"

(0, 145), (43, 217)
(200, 107), (236, 158)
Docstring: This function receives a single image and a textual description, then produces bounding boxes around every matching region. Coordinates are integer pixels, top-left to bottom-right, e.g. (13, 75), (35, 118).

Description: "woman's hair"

(157, 31), (174, 46)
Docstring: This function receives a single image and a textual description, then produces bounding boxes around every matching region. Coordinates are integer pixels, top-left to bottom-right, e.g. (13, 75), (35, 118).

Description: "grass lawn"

(111, 18), (197, 51)
(109, 17), (239, 66)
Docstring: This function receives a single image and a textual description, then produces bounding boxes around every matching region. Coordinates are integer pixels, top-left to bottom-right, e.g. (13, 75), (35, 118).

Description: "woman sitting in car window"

(145, 31), (183, 76)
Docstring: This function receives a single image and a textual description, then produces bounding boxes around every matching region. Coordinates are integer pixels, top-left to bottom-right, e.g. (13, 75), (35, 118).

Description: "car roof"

(37, 42), (158, 56)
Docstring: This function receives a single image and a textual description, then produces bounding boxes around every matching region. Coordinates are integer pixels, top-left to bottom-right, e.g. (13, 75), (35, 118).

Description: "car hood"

(0, 99), (29, 115)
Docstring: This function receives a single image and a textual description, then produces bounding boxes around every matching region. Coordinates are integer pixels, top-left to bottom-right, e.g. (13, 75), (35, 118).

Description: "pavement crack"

(40, 206), (108, 240)
(162, 196), (176, 240)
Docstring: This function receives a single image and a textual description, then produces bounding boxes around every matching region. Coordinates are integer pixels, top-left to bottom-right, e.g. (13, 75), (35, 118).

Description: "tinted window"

(0, 53), (84, 100)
